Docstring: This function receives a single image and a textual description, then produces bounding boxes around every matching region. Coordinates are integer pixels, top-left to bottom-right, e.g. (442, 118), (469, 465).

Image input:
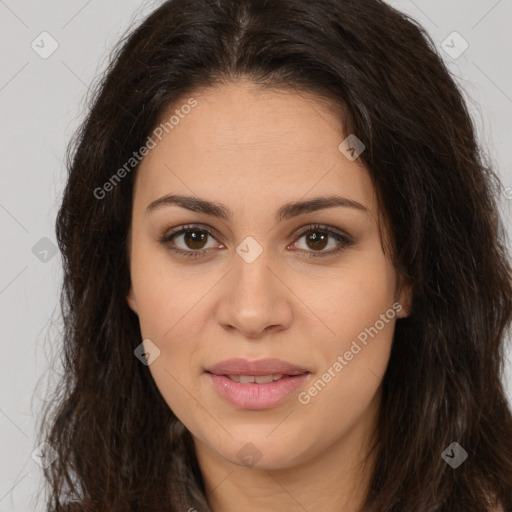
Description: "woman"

(38, 0), (512, 510)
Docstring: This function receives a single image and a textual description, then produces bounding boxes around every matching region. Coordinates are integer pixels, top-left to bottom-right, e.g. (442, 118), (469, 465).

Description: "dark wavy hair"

(37, 0), (512, 510)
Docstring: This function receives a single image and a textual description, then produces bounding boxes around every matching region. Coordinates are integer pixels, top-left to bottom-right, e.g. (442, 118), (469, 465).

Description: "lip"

(206, 358), (310, 410)
(206, 358), (310, 376)
(207, 373), (309, 410)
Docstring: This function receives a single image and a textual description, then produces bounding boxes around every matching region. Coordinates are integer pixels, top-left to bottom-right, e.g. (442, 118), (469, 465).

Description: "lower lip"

(207, 373), (309, 410)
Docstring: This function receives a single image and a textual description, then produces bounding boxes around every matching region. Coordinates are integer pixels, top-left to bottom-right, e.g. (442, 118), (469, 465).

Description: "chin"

(217, 435), (310, 470)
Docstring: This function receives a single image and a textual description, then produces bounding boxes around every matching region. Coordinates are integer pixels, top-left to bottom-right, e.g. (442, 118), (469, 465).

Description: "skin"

(126, 79), (412, 512)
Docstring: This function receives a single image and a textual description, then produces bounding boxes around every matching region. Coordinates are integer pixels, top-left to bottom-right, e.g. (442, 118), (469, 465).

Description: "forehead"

(134, 81), (376, 216)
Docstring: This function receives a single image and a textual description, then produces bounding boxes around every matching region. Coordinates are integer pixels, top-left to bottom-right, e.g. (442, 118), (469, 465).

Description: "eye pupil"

(306, 231), (328, 250)
(184, 230), (207, 249)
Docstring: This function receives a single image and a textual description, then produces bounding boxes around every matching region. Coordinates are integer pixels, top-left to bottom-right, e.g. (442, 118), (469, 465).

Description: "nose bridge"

(234, 248), (274, 302)
(215, 243), (293, 337)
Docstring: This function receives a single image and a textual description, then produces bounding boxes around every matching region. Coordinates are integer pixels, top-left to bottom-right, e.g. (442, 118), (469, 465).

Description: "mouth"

(205, 359), (311, 410)
(207, 372), (309, 384)
(217, 373), (304, 384)
(206, 357), (310, 377)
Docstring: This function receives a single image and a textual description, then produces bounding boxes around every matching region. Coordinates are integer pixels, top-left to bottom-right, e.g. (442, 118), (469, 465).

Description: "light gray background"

(0, 1), (511, 510)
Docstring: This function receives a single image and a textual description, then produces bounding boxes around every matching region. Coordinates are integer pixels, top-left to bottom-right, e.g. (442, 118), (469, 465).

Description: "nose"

(214, 249), (293, 339)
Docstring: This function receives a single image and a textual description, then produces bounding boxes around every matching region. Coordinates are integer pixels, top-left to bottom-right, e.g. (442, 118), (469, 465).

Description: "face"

(127, 79), (411, 471)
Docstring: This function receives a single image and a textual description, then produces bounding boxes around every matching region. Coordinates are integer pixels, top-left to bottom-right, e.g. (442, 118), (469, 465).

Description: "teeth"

(226, 374), (284, 384)
(255, 374), (281, 384)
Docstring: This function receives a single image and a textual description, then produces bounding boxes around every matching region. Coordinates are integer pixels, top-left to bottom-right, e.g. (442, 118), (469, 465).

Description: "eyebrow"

(146, 193), (368, 221)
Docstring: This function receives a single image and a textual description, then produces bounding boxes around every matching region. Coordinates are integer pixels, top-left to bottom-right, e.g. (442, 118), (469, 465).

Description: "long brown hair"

(38, 0), (512, 510)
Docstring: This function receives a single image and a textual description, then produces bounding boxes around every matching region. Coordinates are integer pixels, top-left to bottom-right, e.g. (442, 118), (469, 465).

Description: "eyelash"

(158, 223), (353, 259)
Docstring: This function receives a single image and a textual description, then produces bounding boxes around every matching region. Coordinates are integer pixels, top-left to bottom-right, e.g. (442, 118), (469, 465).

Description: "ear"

(127, 284), (138, 315)
(396, 279), (413, 318)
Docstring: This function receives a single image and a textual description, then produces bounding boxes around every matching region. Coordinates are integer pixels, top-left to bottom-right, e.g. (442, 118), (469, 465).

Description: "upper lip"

(206, 358), (310, 376)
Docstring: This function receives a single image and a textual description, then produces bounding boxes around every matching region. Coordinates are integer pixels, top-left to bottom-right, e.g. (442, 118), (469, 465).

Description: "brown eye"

(159, 225), (221, 257)
(183, 229), (209, 250)
(304, 231), (329, 251)
(291, 225), (353, 258)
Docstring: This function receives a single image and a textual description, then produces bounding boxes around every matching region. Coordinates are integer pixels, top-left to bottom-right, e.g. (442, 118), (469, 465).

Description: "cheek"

(133, 277), (206, 425)
(298, 252), (398, 400)
(129, 239), (205, 337)
(129, 241), (213, 364)
(302, 249), (398, 342)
